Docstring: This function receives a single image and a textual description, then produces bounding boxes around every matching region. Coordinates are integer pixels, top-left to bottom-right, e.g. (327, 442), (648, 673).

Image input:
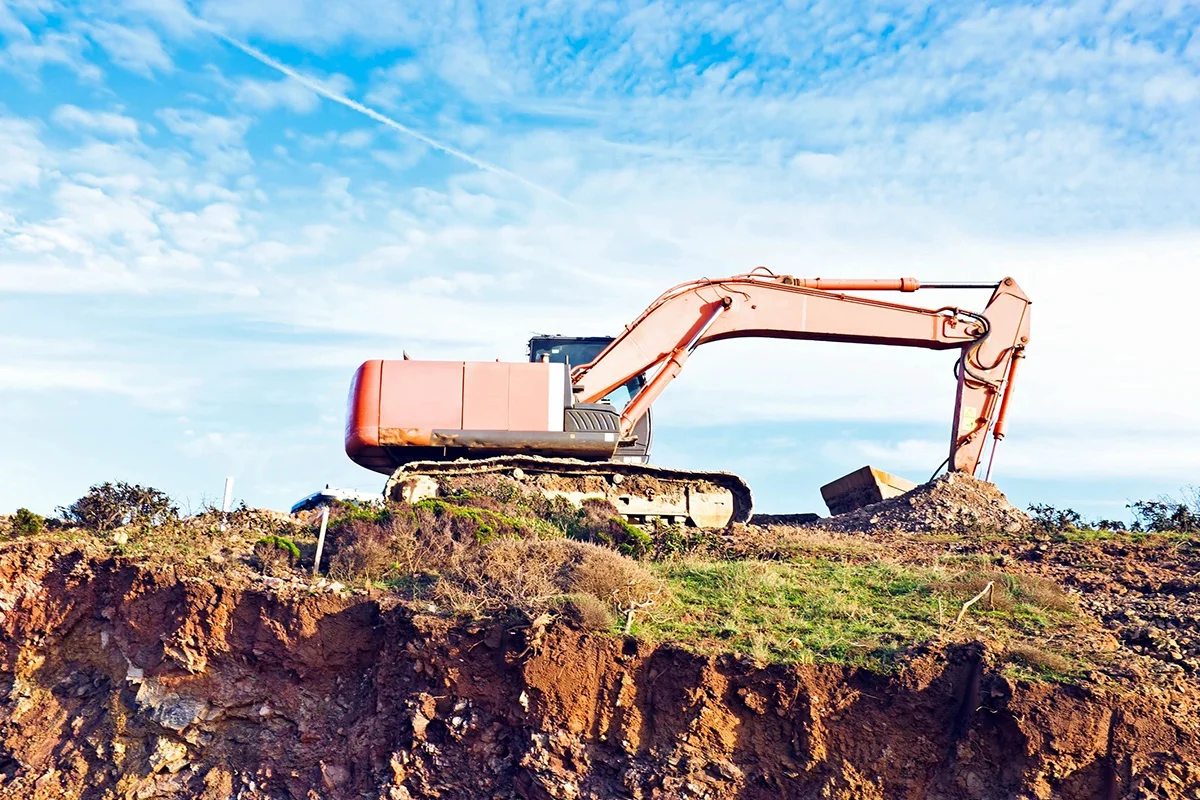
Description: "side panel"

(463, 362), (511, 430)
(379, 360), (464, 431)
(508, 362), (564, 432)
(348, 360), (576, 474)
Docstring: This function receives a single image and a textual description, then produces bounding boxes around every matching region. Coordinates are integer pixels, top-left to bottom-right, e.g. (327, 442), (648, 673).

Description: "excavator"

(345, 270), (1031, 527)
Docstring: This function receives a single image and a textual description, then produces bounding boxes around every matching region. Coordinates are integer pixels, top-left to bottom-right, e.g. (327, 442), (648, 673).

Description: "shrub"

(319, 496), (662, 623)
(329, 517), (400, 582)
(557, 499), (653, 558)
(11, 508), (46, 537)
(414, 498), (515, 544)
(254, 535), (300, 575)
(223, 503), (297, 538)
(1027, 504), (1084, 532)
(553, 594), (615, 632)
(58, 482), (178, 532)
(438, 538), (661, 615)
(1129, 498), (1200, 533)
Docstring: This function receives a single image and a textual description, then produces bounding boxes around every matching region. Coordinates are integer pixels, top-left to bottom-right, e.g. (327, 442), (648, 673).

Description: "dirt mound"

(814, 472), (1030, 533)
(0, 540), (1196, 799)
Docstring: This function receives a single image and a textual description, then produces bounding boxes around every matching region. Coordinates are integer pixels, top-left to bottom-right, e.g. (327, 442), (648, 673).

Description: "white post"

(220, 477), (234, 531)
(313, 506), (330, 578)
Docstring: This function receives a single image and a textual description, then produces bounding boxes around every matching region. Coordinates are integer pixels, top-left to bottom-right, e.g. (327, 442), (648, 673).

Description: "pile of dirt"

(813, 472), (1030, 534)
(0, 539), (1197, 799)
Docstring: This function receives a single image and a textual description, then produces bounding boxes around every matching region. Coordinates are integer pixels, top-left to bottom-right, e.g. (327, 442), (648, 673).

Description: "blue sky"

(1, 0), (1197, 522)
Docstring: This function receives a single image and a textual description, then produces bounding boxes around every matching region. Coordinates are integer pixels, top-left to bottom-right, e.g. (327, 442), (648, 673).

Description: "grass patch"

(1046, 527), (1198, 547)
(1000, 642), (1086, 683)
(640, 559), (1080, 671)
(643, 559), (939, 668)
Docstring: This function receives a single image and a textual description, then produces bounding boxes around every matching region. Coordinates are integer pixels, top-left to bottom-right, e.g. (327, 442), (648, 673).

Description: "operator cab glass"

(527, 335), (645, 412)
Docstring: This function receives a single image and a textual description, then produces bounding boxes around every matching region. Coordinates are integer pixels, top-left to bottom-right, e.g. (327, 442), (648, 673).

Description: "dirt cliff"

(0, 539), (1197, 800)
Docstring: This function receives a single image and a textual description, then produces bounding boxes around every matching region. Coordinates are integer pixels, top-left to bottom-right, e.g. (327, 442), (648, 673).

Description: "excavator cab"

(526, 335), (652, 464)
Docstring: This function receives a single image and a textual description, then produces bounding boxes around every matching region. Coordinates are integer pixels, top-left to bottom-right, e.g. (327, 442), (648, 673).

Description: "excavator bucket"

(820, 466), (917, 516)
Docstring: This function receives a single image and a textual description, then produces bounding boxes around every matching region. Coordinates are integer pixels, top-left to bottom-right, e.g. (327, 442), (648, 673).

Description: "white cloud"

(230, 72), (352, 114)
(157, 108), (252, 173)
(51, 104), (140, 138)
(53, 181), (160, 242)
(233, 76), (319, 113)
(157, 108), (246, 149)
(0, 351), (194, 412)
(160, 202), (249, 252)
(86, 22), (171, 76)
(1143, 71), (1200, 106)
(0, 28), (101, 81)
(0, 117), (44, 192)
(364, 60), (424, 108)
(790, 152), (845, 181)
(338, 128), (372, 147)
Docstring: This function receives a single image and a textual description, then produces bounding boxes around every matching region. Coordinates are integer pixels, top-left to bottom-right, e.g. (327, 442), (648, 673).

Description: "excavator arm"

(571, 272), (1031, 476)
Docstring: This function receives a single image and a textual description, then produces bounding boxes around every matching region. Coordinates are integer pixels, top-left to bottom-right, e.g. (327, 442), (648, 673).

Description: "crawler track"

(385, 455), (753, 528)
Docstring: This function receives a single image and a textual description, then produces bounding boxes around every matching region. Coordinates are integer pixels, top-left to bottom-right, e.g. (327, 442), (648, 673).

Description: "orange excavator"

(345, 270), (1031, 527)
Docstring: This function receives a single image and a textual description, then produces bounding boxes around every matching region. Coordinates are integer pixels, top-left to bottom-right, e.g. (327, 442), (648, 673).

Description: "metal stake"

(313, 506), (330, 577)
(220, 477), (234, 531)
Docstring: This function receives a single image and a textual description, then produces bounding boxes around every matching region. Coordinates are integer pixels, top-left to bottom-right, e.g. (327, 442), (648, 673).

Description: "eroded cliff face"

(0, 541), (1195, 800)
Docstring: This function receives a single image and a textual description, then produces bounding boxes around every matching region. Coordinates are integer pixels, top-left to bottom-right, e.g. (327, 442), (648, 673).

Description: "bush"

(324, 503), (662, 621)
(413, 498), (532, 544)
(556, 499), (653, 558)
(11, 508), (46, 537)
(553, 594), (616, 632)
(254, 535), (300, 575)
(439, 538), (661, 615)
(329, 517), (402, 582)
(1027, 504), (1084, 532)
(1129, 498), (1200, 533)
(58, 482), (178, 532)
(223, 503), (297, 538)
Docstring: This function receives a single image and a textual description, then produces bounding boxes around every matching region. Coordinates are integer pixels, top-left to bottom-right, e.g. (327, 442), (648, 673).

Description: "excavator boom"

(345, 271), (1031, 526)
(572, 272), (1031, 475)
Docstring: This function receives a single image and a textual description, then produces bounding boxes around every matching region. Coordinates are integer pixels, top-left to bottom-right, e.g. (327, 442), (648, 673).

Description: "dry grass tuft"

(938, 571), (1074, 613)
(324, 503), (663, 624)
(1004, 642), (1074, 675)
(551, 594), (616, 632)
(719, 524), (884, 563)
(437, 538), (661, 615)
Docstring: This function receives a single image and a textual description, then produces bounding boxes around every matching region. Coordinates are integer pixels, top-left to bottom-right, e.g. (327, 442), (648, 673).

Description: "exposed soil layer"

(0, 540), (1198, 799)
(810, 473), (1030, 534)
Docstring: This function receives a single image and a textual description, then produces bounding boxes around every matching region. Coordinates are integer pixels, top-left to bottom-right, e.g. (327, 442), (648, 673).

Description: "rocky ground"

(0, 477), (1197, 799)
(801, 472), (1032, 534)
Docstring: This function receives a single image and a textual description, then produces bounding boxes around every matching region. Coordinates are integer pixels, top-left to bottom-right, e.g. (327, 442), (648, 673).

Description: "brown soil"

(0, 538), (1198, 799)
(811, 473), (1030, 534)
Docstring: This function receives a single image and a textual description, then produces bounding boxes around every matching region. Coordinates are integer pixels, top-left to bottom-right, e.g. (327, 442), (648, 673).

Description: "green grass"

(1046, 526), (1198, 546)
(413, 497), (561, 542)
(639, 558), (1079, 671)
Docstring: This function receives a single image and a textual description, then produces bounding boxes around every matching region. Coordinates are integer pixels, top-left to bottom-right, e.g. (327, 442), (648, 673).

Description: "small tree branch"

(954, 581), (994, 626)
(621, 599), (655, 634)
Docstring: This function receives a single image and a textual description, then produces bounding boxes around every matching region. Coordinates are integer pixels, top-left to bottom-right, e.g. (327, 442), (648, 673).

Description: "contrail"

(209, 29), (568, 204)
